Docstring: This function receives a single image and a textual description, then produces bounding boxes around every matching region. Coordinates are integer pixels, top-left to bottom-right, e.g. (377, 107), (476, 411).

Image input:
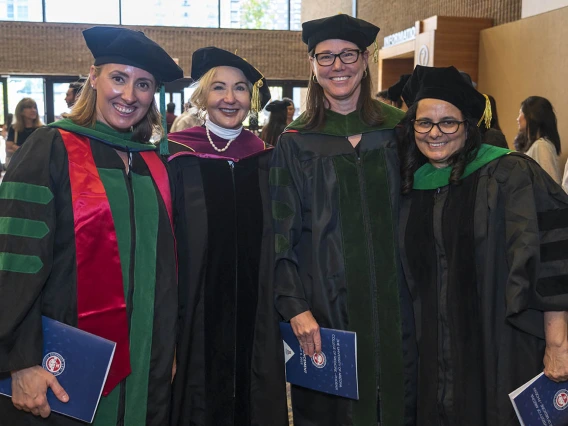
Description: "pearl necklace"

(206, 127), (235, 152)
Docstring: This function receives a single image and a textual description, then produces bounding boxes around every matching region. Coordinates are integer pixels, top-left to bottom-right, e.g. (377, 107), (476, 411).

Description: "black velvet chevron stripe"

(537, 275), (568, 297)
(540, 240), (568, 263)
(538, 208), (568, 231)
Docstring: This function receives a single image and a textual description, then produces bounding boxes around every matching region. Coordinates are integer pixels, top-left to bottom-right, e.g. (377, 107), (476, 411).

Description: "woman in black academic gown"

(398, 65), (568, 426)
(270, 14), (415, 426)
(0, 27), (181, 426)
(167, 47), (288, 426)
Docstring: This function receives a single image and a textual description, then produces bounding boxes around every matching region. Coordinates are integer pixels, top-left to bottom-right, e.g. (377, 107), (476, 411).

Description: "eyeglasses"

(412, 119), (466, 135)
(313, 50), (362, 67)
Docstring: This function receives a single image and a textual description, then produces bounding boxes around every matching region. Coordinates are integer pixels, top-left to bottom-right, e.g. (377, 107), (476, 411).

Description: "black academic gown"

(0, 124), (178, 426)
(270, 103), (416, 426)
(400, 152), (568, 426)
(167, 127), (288, 426)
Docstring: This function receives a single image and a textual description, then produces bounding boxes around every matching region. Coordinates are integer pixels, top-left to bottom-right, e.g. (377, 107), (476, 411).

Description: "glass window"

(53, 82), (71, 121)
(172, 93), (182, 116)
(0, 81), (5, 165)
(292, 87), (303, 118)
(184, 87), (196, 108)
(122, 0), (219, 28)
(7, 77), (46, 124)
(221, 0), (289, 30)
(290, 0), (301, 30)
(0, 0), (43, 21)
(44, 0), (119, 24)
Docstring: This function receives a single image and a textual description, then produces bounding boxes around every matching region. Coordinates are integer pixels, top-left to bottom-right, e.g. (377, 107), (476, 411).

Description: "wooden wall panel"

(478, 6), (568, 166)
(358, 0), (521, 84)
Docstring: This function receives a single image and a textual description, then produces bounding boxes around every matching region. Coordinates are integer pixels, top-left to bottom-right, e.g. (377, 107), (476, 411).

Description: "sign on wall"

(383, 27), (416, 48)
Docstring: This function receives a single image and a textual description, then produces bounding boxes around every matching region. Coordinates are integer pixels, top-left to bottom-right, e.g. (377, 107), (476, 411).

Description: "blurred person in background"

(5, 98), (44, 164)
(166, 102), (177, 132)
(65, 82), (83, 108)
(170, 101), (203, 132)
(517, 95), (561, 183)
(282, 96), (296, 125)
(260, 99), (291, 146)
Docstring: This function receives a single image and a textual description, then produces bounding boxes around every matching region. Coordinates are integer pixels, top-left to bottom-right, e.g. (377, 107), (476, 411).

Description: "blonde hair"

(190, 67), (253, 120)
(13, 98), (43, 132)
(68, 65), (163, 142)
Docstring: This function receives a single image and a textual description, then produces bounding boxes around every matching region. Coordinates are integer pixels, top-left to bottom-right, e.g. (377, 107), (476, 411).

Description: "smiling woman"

(270, 14), (412, 426)
(91, 65), (156, 133)
(0, 26), (183, 426)
(166, 47), (288, 426)
(398, 65), (568, 426)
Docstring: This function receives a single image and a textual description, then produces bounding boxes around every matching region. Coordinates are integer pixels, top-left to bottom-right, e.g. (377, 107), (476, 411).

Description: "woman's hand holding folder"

(290, 310), (322, 357)
(11, 365), (68, 418)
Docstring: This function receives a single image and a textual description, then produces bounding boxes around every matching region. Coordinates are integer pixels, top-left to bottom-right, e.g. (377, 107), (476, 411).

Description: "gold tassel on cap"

(373, 40), (379, 64)
(251, 78), (263, 113)
(477, 94), (493, 129)
(241, 55), (265, 113)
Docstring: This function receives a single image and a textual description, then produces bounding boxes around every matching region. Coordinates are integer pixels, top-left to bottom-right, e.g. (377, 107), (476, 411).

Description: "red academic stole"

(59, 129), (173, 395)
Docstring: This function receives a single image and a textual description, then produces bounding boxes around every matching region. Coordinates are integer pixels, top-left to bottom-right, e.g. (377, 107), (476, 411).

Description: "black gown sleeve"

(269, 134), (310, 321)
(500, 155), (568, 338)
(0, 127), (63, 372)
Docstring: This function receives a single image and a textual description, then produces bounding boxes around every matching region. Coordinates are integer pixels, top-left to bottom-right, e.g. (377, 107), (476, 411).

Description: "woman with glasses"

(398, 65), (568, 425)
(270, 14), (414, 426)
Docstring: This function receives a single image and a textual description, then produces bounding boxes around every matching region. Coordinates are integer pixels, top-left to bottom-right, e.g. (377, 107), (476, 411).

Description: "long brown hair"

(68, 65), (162, 143)
(520, 96), (561, 155)
(13, 98), (43, 132)
(302, 50), (384, 131)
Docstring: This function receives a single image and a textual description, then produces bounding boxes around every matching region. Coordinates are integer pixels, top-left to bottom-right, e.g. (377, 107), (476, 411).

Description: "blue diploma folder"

(279, 322), (358, 399)
(510, 372), (568, 426)
(0, 316), (116, 423)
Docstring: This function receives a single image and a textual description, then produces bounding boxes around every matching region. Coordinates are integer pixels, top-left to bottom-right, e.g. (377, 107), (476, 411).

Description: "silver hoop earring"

(363, 70), (368, 78)
(312, 75), (318, 84)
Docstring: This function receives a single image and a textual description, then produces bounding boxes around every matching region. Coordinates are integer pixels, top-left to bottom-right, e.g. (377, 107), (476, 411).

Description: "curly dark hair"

(399, 103), (482, 194)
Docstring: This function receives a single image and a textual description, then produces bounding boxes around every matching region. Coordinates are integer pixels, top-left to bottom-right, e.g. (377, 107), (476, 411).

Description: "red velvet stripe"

(140, 150), (178, 276)
(140, 151), (173, 230)
(59, 129), (131, 396)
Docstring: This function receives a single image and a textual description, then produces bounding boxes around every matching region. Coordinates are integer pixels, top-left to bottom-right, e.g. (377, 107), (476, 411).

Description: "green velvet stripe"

(0, 253), (42, 273)
(332, 155), (378, 426)
(0, 182), (53, 204)
(0, 217), (49, 238)
(92, 389), (120, 426)
(272, 200), (295, 221)
(269, 167), (292, 187)
(124, 173), (158, 426)
(93, 168), (132, 425)
(362, 149), (405, 426)
(275, 233), (290, 254)
(98, 169), (132, 297)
